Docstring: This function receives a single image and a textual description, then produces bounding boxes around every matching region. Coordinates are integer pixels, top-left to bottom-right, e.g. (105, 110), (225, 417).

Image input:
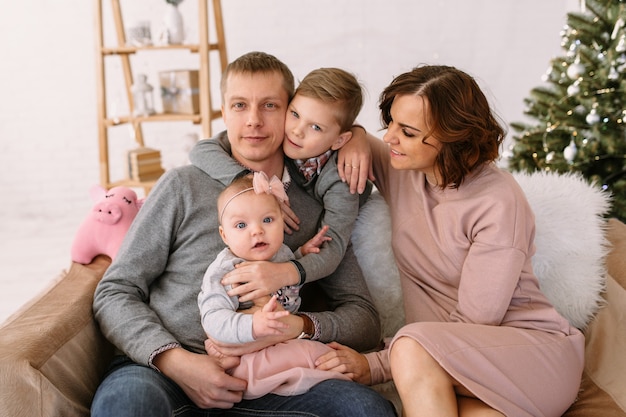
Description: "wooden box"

(159, 70), (200, 114)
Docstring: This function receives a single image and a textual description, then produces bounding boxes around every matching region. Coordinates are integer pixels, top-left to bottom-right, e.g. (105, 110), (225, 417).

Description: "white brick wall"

(0, 0), (578, 222)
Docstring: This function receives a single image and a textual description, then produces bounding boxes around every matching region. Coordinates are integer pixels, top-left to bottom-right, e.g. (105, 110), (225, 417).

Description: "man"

(92, 51), (395, 416)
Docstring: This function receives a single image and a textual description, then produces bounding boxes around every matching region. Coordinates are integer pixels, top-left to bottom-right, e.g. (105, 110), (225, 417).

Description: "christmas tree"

(508, 0), (626, 221)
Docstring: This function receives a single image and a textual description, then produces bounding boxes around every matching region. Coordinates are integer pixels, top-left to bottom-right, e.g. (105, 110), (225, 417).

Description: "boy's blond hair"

(296, 68), (363, 132)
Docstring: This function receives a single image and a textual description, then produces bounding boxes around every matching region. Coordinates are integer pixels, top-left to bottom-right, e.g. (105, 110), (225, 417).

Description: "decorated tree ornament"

(546, 151), (556, 163)
(567, 61), (586, 79)
(564, 139), (578, 163)
(567, 82), (581, 95)
(609, 65), (620, 80)
(574, 104), (587, 115)
(586, 108), (601, 124)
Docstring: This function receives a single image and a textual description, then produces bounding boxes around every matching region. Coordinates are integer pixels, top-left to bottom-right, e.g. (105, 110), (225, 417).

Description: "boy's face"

(219, 191), (284, 261)
(222, 71), (289, 170)
(283, 94), (352, 160)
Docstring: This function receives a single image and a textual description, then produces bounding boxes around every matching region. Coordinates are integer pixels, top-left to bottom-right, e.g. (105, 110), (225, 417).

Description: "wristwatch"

(297, 313), (314, 339)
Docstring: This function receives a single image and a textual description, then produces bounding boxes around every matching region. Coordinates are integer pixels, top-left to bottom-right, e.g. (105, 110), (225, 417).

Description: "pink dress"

(365, 138), (584, 417)
(232, 339), (349, 399)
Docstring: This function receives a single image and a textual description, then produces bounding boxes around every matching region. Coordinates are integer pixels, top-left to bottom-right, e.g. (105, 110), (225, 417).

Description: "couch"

(1, 172), (625, 417)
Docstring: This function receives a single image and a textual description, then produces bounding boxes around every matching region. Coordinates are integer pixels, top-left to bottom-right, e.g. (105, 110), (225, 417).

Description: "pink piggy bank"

(71, 185), (144, 264)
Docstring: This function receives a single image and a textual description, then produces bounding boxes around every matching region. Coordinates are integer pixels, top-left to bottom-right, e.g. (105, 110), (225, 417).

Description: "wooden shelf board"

(104, 113), (203, 126)
(108, 178), (159, 189)
(101, 43), (222, 55)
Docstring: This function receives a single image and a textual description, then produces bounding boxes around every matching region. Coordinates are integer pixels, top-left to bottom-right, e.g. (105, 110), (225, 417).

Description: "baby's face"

(283, 94), (344, 160)
(219, 191), (284, 261)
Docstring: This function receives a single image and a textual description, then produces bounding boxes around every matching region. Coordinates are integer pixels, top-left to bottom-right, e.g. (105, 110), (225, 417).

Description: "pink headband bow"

(219, 172), (288, 224)
(253, 171), (289, 203)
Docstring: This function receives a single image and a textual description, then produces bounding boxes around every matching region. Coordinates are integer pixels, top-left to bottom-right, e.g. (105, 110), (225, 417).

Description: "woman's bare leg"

(390, 336), (457, 417)
(457, 396), (505, 417)
(390, 337), (506, 417)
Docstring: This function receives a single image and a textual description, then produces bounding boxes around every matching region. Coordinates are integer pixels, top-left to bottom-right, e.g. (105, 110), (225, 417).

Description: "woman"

(326, 65), (584, 416)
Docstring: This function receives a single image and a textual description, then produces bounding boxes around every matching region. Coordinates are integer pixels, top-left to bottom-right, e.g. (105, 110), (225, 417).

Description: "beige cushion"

(563, 218), (626, 416)
(0, 255), (113, 417)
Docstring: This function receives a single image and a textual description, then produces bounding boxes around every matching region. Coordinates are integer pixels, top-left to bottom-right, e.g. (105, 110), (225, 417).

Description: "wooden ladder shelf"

(94, 0), (227, 193)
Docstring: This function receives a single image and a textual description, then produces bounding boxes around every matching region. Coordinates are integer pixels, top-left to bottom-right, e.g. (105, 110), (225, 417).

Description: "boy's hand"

(300, 225), (331, 255)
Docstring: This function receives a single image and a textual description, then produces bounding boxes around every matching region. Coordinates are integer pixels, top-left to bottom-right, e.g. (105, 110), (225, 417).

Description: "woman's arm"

(337, 125), (375, 194)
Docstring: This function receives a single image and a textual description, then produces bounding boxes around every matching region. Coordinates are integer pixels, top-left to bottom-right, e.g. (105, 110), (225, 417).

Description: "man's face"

(222, 71), (290, 169)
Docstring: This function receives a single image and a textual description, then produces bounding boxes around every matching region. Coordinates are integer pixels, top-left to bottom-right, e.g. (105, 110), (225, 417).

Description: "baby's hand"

(300, 225), (332, 255)
(251, 295), (290, 339)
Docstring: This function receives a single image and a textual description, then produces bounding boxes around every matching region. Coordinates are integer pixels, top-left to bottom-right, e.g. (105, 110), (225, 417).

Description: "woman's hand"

(337, 126), (375, 194)
(314, 341), (372, 385)
(222, 261), (298, 303)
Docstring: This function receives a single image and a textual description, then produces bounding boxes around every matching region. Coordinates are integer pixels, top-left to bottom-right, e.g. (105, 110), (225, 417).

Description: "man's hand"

(222, 261), (298, 302)
(152, 347), (247, 409)
(314, 341), (372, 385)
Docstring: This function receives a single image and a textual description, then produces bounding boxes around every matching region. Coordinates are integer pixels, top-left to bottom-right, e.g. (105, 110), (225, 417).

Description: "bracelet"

(289, 259), (306, 286)
(297, 312), (320, 341)
(296, 313), (314, 339)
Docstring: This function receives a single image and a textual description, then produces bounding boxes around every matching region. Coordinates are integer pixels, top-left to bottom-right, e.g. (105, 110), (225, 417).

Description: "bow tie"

(297, 150), (332, 182)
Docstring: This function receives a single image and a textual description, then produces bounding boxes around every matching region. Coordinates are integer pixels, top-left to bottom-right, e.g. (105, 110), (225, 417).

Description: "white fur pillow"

(512, 171), (612, 329)
(351, 192), (404, 338)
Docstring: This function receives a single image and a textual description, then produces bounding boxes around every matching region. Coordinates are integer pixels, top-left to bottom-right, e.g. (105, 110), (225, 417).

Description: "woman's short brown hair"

(379, 65), (505, 189)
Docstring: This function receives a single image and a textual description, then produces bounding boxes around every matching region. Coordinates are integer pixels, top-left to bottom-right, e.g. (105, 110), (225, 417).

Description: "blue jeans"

(91, 356), (397, 417)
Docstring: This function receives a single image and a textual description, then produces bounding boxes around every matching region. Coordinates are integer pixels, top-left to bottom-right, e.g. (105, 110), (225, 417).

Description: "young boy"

(190, 67), (370, 311)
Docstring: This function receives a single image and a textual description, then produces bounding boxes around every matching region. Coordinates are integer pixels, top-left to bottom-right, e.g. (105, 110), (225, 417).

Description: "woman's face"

(382, 94), (441, 182)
